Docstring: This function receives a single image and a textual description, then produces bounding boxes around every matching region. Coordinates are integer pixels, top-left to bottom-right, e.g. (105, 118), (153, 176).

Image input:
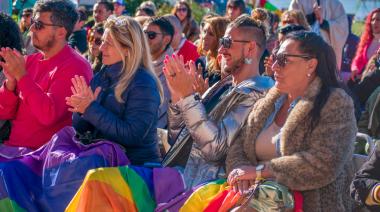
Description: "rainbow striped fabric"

(0, 127), (129, 211)
(66, 166), (186, 211)
(259, 0), (282, 16)
(180, 179), (241, 212)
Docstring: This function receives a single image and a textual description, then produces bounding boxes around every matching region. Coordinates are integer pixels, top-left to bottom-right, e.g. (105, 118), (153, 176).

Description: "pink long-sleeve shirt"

(0, 45), (92, 149)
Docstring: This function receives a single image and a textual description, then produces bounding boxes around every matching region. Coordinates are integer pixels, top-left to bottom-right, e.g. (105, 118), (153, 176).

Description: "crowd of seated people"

(0, 0), (380, 211)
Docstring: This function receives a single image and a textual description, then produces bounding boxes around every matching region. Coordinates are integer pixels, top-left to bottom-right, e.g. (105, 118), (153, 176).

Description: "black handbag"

(0, 120), (11, 143)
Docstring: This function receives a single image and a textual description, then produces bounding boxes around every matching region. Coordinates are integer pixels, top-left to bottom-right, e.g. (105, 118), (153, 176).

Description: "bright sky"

(271, 0), (380, 19)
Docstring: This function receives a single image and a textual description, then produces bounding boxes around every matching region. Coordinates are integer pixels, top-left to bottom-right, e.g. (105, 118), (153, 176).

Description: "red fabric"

(203, 189), (229, 212)
(219, 189), (240, 212)
(259, 0), (267, 7)
(177, 39), (200, 63)
(0, 45), (92, 149)
(351, 40), (370, 74)
(293, 191), (304, 212)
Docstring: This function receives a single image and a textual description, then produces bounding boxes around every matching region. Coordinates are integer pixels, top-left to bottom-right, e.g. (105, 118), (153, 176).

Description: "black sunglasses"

(22, 13), (32, 18)
(273, 53), (314, 67)
(144, 31), (164, 40)
(31, 18), (63, 30)
(219, 37), (251, 49)
(177, 7), (188, 12)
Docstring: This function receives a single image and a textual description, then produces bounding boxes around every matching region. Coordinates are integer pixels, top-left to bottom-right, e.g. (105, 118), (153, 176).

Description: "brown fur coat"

(226, 77), (357, 211)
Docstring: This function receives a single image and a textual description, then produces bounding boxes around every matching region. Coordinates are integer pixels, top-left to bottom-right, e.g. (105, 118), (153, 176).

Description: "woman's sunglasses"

(31, 18), (63, 30)
(219, 37), (251, 49)
(176, 7), (188, 12)
(273, 53), (313, 67)
(88, 36), (102, 46)
(144, 31), (164, 40)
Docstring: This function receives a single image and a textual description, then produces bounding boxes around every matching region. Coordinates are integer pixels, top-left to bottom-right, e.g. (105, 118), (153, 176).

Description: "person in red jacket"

(0, 0), (92, 150)
(164, 14), (199, 63)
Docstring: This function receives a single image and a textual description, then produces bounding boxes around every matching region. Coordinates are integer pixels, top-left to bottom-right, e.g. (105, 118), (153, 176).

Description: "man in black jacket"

(351, 144), (380, 211)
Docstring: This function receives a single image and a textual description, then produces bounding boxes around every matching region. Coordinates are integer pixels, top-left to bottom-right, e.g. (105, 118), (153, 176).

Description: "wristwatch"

(255, 164), (265, 181)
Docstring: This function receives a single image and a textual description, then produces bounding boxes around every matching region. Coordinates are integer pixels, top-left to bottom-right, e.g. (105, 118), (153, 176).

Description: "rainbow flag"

(259, 0), (279, 12)
(66, 166), (186, 211)
(258, 0), (282, 17)
(0, 127), (129, 211)
(179, 179), (241, 212)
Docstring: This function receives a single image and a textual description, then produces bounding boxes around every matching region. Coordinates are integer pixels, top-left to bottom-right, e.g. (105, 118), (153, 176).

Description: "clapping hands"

(0, 47), (26, 91)
(65, 75), (101, 114)
(163, 54), (211, 103)
(163, 55), (195, 103)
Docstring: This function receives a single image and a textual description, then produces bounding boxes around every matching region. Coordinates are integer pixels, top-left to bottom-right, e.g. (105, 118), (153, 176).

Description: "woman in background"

(172, 0), (200, 42)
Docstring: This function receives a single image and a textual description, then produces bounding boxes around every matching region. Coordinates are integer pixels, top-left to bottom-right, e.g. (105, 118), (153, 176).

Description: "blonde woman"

(281, 10), (310, 30)
(66, 16), (163, 165)
(197, 16), (230, 87)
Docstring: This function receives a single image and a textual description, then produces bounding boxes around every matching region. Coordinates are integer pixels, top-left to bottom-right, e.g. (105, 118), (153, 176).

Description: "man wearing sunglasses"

(162, 15), (274, 187)
(0, 0), (92, 151)
(143, 17), (175, 129)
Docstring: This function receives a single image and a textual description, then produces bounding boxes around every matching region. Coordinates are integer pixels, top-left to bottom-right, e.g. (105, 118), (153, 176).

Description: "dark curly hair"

(0, 13), (23, 52)
(34, 0), (78, 40)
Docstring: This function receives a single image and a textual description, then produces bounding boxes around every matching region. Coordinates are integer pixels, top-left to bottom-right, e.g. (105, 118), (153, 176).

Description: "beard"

(32, 33), (56, 52)
(223, 57), (245, 75)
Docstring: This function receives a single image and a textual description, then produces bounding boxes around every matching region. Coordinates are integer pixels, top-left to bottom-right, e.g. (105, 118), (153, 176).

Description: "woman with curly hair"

(172, 0), (200, 42)
(351, 8), (380, 81)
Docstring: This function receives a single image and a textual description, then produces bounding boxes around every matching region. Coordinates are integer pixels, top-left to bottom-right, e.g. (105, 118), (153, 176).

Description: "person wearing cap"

(113, 0), (126, 17)
(225, 0), (246, 21)
(135, 1), (156, 17)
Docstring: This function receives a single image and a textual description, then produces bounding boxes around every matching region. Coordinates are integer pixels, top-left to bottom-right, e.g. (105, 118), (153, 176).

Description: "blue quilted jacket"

(72, 62), (161, 165)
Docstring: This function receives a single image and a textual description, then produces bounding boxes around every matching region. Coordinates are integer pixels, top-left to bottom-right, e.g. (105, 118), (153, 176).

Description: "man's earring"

(244, 58), (252, 64)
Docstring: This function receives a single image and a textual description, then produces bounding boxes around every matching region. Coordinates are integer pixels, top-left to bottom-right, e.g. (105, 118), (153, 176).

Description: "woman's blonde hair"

(200, 17), (230, 72)
(281, 10), (310, 30)
(104, 16), (163, 103)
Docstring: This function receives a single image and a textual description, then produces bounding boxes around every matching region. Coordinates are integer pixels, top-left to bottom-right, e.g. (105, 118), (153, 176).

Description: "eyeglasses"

(227, 5), (238, 10)
(144, 30), (164, 40)
(273, 53), (314, 67)
(219, 37), (251, 49)
(22, 13), (31, 18)
(31, 18), (63, 30)
(176, 7), (188, 12)
(88, 36), (102, 46)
